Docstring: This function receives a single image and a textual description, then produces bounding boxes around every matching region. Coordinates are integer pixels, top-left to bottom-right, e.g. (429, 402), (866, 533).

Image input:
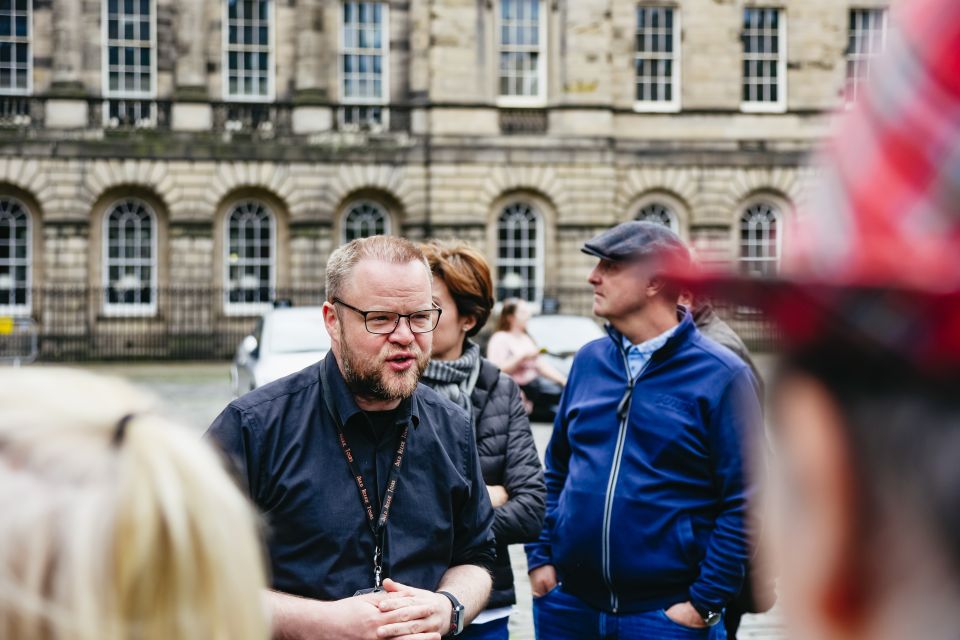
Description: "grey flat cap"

(582, 221), (690, 265)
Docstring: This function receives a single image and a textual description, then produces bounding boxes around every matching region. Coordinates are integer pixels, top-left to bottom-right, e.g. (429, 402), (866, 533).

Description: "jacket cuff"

(687, 584), (726, 613)
(524, 543), (551, 573)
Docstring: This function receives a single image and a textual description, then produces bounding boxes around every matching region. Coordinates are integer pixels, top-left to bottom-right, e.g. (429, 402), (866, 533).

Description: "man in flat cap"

(525, 221), (762, 638)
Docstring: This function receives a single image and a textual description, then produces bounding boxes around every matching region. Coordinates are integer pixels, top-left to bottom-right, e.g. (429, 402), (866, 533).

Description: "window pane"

(104, 0), (152, 98)
(742, 8), (783, 105)
(343, 201), (389, 243)
(341, 2), (387, 110)
(499, 0), (543, 98)
(845, 9), (888, 104)
(225, 201), (274, 308)
(102, 200), (155, 309)
(495, 202), (542, 302)
(226, 0), (272, 97)
(739, 203), (781, 276)
(634, 7), (676, 105)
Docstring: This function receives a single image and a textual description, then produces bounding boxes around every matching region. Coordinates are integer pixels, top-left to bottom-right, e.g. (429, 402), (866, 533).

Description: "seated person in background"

(0, 368), (269, 640)
(487, 297), (567, 415)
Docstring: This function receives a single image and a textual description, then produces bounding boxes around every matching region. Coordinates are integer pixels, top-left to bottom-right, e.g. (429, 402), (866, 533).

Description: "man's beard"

(339, 328), (430, 403)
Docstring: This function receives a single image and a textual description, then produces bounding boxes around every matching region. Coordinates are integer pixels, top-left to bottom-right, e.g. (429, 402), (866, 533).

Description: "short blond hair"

(0, 368), (269, 640)
(326, 235), (430, 302)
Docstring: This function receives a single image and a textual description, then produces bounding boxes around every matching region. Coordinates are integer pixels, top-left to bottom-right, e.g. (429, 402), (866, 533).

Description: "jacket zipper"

(600, 345), (636, 613)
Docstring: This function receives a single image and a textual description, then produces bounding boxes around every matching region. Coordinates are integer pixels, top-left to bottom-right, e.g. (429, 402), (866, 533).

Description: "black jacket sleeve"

(491, 377), (546, 545)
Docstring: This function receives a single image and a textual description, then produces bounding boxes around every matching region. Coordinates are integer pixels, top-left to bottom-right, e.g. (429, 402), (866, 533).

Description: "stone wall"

(0, 0), (881, 329)
(3, 151), (815, 297)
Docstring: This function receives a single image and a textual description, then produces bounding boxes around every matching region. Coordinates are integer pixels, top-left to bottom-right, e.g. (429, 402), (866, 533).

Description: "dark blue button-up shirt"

(206, 353), (496, 600)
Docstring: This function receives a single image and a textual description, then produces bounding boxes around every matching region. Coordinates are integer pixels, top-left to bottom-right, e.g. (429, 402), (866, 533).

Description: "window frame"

(338, 1), (391, 106)
(495, 201), (545, 305)
(101, 198), (159, 318)
(101, 0), (157, 100)
(222, 200), (277, 316)
(0, 0), (33, 96)
(633, 4), (681, 113)
(340, 200), (391, 245)
(221, 0), (276, 103)
(737, 201), (783, 277)
(740, 6), (787, 114)
(845, 7), (888, 106)
(0, 196), (31, 316)
(495, 0), (548, 108)
(634, 201), (680, 234)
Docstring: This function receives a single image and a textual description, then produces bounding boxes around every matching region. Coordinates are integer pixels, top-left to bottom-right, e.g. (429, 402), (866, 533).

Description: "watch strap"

(691, 600), (722, 627)
(437, 590), (464, 636)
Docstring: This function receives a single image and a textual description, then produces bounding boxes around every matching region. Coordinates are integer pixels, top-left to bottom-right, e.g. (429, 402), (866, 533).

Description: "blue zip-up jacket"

(525, 310), (761, 614)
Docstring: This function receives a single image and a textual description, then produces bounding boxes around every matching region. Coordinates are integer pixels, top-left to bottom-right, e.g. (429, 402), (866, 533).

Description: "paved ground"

(67, 360), (784, 640)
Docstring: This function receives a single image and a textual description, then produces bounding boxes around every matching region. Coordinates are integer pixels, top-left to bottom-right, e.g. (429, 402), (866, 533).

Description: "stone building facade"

(0, 0), (892, 357)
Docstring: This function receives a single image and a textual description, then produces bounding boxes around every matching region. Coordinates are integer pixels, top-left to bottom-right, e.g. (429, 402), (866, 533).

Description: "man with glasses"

(526, 221), (762, 639)
(207, 236), (496, 640)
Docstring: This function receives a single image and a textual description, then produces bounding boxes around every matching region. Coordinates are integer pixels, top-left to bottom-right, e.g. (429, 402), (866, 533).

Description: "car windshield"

(527, 316), (604, 354)
(265, 310), (331, 354)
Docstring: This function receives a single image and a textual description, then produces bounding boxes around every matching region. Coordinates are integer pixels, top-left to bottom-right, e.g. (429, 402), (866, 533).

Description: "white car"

(231, 306), (331, 397)
(526, 314), (606, 378)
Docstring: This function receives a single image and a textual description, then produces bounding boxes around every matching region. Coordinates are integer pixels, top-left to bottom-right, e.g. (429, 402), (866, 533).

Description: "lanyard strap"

(335, 419), (409, 588)
(319, 360), (411, 589)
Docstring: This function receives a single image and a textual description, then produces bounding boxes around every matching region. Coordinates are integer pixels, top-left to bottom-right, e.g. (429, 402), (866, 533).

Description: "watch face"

(704, 610), (722, 627)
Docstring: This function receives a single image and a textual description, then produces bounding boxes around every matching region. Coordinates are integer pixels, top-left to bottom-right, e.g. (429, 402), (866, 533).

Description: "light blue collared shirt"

(621, 324), (679, 380)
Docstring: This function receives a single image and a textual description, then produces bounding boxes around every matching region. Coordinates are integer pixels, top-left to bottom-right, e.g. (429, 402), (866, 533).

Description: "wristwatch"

(437, 591), (465, 636)
(691, 601), (722, 627)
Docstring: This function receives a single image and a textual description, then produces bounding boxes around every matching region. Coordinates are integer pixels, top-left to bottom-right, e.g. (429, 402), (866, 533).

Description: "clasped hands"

(339, 577), (453, 640)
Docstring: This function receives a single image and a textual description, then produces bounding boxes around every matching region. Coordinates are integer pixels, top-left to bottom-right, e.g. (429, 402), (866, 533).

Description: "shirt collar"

(606, 306), (696, 355)
(621, 322), (679, 355)
(321, 352), (421, 429)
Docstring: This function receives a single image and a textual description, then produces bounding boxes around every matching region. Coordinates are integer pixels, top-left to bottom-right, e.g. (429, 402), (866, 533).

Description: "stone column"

(47, 0), (88, 128)
(292, 0), (333, 134)
(172, 0), (213, 131)
(51, 0), (84, 90)
(175, 0), (209, 92)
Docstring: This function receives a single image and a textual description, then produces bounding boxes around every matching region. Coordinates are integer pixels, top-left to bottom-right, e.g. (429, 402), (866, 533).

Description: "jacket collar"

(320, 351), (420, 429)
(605, 306), (697, 360)
(470, 358), (501, 416)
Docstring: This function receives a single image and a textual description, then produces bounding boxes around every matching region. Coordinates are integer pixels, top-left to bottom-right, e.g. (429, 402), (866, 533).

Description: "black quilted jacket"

(470, 358), (546, 609)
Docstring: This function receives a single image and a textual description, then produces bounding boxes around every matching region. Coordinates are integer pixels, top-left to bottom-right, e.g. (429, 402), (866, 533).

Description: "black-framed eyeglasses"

(333, 297), (442, 335)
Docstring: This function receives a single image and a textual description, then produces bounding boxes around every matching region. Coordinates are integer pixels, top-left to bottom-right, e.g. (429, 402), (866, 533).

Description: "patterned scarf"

(422, 341), (481, 418)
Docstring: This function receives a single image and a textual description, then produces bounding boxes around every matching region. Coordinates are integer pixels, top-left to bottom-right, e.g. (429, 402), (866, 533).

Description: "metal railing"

(0, 316), (38, 366)
(499, 108), (548, 134)
(211, 101), (294, 137)
(96, 98), (173, 130)
(0, 95), (43, 128)
(16, 286), (780, 362)
(28, 286), (324, 361)
(335, 105), (413, 134)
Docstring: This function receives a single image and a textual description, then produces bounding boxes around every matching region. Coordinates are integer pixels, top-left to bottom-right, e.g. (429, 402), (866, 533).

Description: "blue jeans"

(533, 585), (727, 640)
(460, 615), (509, 640)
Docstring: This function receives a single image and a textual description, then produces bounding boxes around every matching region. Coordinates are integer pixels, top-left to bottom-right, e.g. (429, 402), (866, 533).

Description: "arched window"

(739, 202), (781, 277)
(496, 201), (543, 302)
(635, 202), (679, 233)
(103, 199), (156, 315)
(342, 201), (390, 243)
(0, 198), (31, 314)
(225, 200), (275, 312)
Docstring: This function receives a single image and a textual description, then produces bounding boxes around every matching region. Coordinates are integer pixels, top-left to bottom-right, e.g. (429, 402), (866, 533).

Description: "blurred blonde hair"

(0, 368), (269, 640)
